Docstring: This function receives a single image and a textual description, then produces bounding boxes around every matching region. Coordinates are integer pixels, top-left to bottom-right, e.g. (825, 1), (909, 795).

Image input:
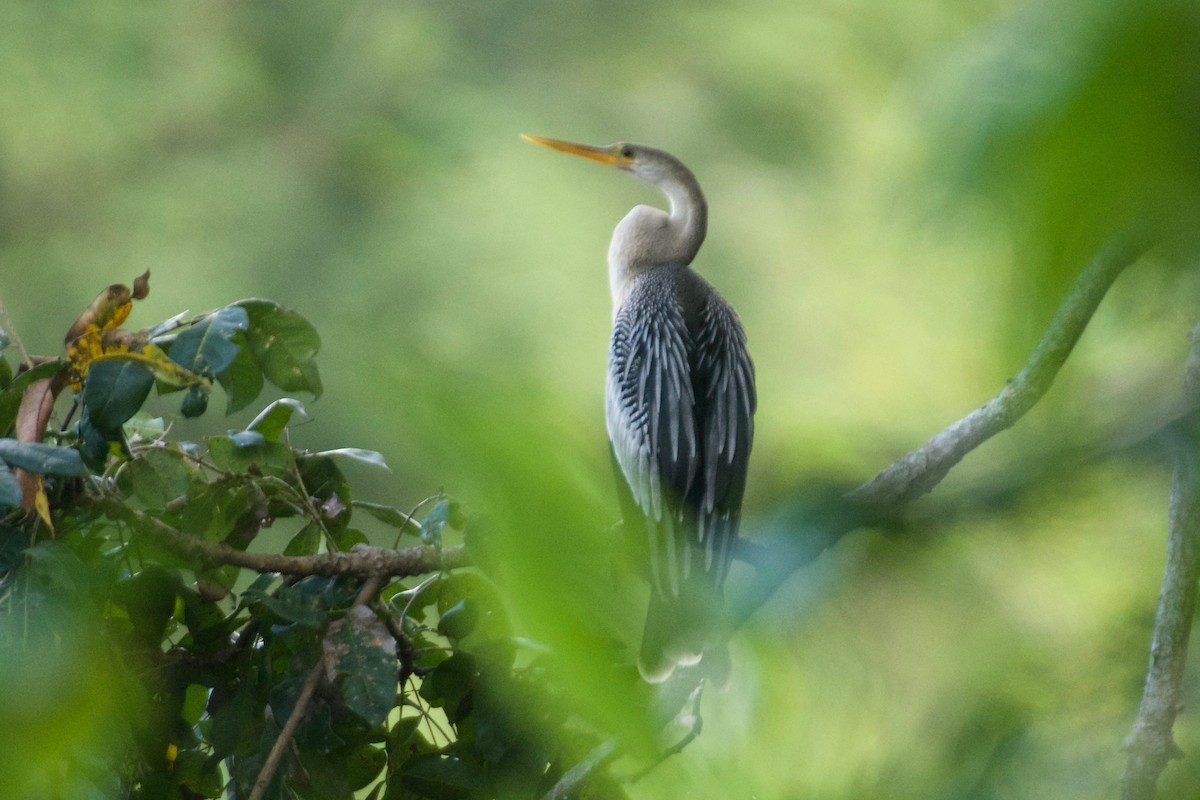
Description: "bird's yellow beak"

(521, 134), (632, 169)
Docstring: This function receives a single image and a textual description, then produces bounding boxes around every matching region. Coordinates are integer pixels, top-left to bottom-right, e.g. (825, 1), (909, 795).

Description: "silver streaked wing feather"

(693, 294), (756, 584)
(606, 287), (697, 597)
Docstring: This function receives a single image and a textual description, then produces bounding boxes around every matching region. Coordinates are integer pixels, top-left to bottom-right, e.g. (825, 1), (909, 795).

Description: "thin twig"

(629, 682), (706, 782)
(1121, 324), (1200, 800)
(0, 294), (33, 368)
(540, 738), (620, 800)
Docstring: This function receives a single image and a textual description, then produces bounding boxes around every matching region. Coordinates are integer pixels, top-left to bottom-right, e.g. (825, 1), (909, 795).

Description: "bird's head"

(522, 133), (707, 269)
(521, 135), (683, 187)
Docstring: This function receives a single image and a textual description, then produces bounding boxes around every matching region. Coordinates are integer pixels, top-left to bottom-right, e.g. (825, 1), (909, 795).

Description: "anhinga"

(523, 134), (756, 682)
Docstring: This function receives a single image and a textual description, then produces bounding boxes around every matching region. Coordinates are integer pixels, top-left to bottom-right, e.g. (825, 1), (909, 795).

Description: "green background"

(2, 0), (1200, 796)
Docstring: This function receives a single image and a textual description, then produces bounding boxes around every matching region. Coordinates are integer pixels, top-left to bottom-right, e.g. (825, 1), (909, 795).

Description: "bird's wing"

(691, 294), (756, 584)
(606, 290), (698, 598)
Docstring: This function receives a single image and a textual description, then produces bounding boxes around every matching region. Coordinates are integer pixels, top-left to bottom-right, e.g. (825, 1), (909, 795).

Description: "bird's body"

(523, 135), (756, 682)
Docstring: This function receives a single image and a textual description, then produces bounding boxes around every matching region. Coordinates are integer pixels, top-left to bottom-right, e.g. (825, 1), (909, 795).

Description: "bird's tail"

(637, 580), (722, 683)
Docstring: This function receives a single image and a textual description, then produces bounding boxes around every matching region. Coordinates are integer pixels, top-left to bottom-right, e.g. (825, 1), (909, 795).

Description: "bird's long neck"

(660, 167), (707, 265)
(608, 161), (708, 313)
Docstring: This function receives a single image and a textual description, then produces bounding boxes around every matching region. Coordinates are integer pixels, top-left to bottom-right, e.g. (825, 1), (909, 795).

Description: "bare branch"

(850, 238), (1142, 511)
(731, 240), (1145, 626)
(1121, 324), (1200, 800)
(97, 495), (468, 578)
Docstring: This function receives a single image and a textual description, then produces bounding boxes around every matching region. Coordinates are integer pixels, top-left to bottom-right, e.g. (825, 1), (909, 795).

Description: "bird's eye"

(620, 145), (634, 159)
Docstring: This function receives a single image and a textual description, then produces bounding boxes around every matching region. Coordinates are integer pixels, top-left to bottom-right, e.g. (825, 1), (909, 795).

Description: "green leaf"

(437, 599), (476, 641)
(386, 715), (425, 760)
(248, 398), (307, 442)
(420, 499), (462, 546)
(352, 501), (418, 532)
(217, 333), (265, 414)
(296, 455), (351, 532)
(206, 433), (295, 474)
(179, 480), (255, 543)
(180, 384), (210, 418)
(0, 522), (25, 572)
(196, 563), (239, 595)
(0, 439), (88, 476)
(208, 690), (262, 758)
(11, 359), (64, 394)
(327, 605), (397, 727)
(122, 411), (166, 442)
(181, 684), (209, 728)
(0, 460), (21, 507)
(78, 414), (112, 469)
(0, 390), (18, 438)
(341, 743), (387, 791)
(290, 746), (354, 800)
(251, 580), (329, 628)
(168, 306), (250, 377)
(145, 309), (191, 339)
(314, 448), (391, 472)
(285, 522), (322, 556)
(118, 449), (189, 509)
(332, 527), (369, 551)
(418, 652), (476, 719)
(400, 754), (488, 800)
(238, 299), (323, 397)
(228, 430), (266, 447)
(83, 360), (154, 433)
(174, 747), (225, 797)
(114, 566), (180, 644)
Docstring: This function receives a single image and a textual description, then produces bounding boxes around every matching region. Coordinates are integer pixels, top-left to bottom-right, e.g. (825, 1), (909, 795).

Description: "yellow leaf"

(62, 273), (155, 387)
(34, 485), (54, 537)
(93, 344), (209, 390)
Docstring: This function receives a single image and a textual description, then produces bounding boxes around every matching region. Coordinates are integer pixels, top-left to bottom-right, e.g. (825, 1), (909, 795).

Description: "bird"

(523, 134), (756, 682)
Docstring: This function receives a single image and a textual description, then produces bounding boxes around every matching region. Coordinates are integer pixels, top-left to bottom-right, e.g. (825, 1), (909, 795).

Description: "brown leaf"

(15, 377), (56, 447)
(13, 376), (60, 513)
(64, 284), (133, 347)
(131, 270), (151, 300)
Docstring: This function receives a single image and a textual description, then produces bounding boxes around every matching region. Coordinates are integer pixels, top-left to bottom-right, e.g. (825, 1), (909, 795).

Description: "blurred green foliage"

(1, 0), (1200, 797)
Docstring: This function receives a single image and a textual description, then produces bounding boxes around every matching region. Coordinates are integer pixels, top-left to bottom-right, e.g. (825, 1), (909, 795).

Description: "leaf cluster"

(0, 278), (623, 800)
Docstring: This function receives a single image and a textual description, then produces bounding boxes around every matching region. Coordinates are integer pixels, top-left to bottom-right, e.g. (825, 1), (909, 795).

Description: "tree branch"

(1121, 324), (1200, 800)
(731, 239), (1144, 626)
(97, 495), (468, 578)
(849, 238), (1142, 511)
(248, 648), (325, 800)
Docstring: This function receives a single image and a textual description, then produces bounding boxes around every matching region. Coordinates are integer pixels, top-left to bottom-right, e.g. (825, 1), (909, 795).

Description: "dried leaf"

(64, 283), (133, 348)
(131, 270), (151, 300)
(13, 377), (62, 512)
(15, 378), (56, 446)
(63, 273), (155, 386)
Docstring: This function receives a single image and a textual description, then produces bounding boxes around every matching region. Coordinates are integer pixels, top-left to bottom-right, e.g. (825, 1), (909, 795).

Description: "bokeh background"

(3, 0), (1200, 796)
